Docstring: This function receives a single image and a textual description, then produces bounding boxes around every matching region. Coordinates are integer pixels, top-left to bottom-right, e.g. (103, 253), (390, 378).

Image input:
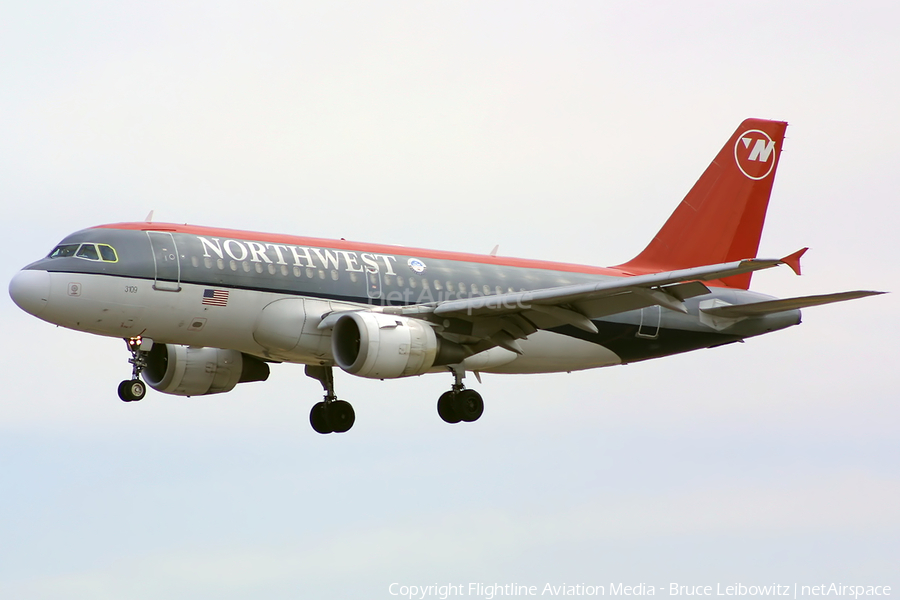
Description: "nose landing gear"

(306, 365), (355, 434)
(118, 336), (148, 402)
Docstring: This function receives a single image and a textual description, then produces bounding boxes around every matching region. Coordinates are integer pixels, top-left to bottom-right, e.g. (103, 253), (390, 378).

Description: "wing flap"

(525, 304), (599, 333)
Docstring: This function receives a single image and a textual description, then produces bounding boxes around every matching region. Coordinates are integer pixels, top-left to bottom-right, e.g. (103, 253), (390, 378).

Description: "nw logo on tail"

(734, 129), (777, 180)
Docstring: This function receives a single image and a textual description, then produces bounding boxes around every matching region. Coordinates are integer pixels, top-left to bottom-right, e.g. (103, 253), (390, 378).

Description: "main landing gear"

(118, 336), (148, 402)
(306, 365), (355, 434)
(436, 368), (484, 424)
(303, 366), (483, 433)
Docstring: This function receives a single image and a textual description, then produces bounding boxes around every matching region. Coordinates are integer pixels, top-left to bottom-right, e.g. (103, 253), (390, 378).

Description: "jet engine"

(331, 312), (440, 379)
(142, 343), (270, 396)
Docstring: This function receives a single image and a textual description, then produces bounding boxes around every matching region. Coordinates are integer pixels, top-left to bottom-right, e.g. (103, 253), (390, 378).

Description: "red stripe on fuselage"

(92, 222), (631, 277)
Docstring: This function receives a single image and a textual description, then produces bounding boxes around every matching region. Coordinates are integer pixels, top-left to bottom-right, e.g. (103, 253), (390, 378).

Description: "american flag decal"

(202, 289), (229, 307)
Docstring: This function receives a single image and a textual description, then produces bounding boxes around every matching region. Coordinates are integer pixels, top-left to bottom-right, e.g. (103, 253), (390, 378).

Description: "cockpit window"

(49, 244), (79, 258)
(49, 243), (118, 262)
(76, 244), (100, 260)
(98, 244), (118, 262)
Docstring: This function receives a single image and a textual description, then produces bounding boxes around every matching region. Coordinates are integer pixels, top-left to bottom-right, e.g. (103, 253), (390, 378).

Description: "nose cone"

(9, 270), (51, 317)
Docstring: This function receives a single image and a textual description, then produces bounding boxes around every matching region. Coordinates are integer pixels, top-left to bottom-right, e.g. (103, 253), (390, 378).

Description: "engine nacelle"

(142, 343), (270, 396)
(332, 312), (439, 379)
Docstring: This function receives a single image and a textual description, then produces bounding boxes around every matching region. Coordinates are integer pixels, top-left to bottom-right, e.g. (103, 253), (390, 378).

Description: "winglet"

(781, 247), (808, 276)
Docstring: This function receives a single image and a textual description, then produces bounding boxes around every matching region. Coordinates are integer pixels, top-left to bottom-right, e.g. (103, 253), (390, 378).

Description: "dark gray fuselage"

(22, 223), (800, 367)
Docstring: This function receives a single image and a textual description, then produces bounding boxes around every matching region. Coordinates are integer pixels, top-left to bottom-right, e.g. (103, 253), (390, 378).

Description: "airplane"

(8, 118), (884, 434)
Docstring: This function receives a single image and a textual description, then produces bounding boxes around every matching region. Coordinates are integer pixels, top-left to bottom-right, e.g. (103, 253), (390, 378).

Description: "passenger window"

(433, 280), (442, 291)
(49, 244), (79, 258)
(76, 244), (99, 260)
(98, 244), (118, 262)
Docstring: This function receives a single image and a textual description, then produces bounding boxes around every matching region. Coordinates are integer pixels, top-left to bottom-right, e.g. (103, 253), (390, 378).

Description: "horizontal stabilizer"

(700, 290), (885, 318)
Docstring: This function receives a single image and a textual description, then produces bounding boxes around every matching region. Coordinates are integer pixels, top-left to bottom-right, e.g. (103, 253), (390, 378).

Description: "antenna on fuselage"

(490, 245), (499, 257)
(144, 210), (154, 222)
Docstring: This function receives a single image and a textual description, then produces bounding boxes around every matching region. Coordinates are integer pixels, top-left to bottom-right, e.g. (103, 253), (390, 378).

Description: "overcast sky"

(1, 2), (898, 599)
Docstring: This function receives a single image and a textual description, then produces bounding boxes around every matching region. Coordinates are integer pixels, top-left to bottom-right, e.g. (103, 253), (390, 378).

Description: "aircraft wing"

(428, 258), (786, 321)
(320, 256), (798, 355)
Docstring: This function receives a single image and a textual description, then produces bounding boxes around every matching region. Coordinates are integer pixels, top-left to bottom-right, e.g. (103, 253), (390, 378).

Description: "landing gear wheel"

(437, 391), (462, 424)
(328, 400), (356, 433)
(310, 402), (334, 434)
(120, 337), (150, 402)
(118, 379), (146, 402)
(454, 389), (484, 422)
(306, 365), (355, 434)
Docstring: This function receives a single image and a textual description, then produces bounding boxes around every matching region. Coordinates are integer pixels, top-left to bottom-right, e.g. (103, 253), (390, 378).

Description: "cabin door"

(147, 232), (182, 292)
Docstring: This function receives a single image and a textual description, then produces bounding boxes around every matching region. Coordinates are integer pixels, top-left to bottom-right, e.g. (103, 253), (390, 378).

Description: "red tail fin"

(615, 118), (788, 289)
